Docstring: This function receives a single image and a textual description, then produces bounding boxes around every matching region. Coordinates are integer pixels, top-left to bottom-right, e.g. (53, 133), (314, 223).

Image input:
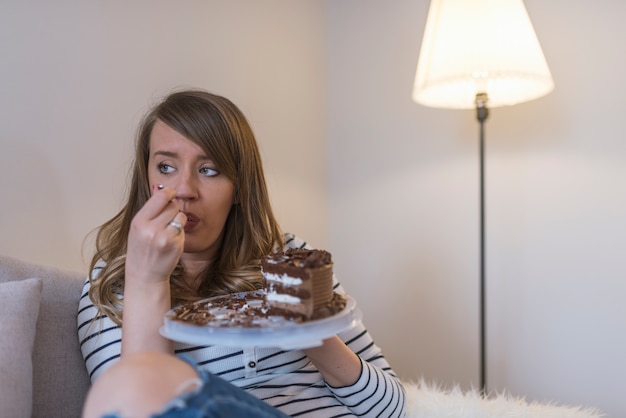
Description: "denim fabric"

(101, 356), (289, 418)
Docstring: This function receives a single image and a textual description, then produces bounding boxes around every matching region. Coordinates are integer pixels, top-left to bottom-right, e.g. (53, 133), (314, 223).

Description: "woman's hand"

(125, 185), (188, 285)
(122, 185), (188, 356)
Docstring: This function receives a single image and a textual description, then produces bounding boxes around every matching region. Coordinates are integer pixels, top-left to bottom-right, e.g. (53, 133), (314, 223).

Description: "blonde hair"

(88, 90), (283, 326)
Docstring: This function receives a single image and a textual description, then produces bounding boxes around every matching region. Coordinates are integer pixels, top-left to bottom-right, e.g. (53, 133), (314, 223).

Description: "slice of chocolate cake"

(261, 249), (334, 319)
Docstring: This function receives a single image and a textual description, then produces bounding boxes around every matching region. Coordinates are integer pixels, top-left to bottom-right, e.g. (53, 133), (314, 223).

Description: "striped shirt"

(77, 234), (406, 417)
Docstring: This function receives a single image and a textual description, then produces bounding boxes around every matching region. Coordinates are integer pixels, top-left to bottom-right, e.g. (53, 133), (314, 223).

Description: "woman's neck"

(180, 254), (211, 291)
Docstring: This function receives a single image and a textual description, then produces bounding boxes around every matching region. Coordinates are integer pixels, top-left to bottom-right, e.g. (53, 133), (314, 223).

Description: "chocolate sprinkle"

(170, 291), (346, 328)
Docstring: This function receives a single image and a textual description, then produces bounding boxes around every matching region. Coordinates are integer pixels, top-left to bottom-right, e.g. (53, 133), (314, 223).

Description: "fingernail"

(157, 184), (165, 190)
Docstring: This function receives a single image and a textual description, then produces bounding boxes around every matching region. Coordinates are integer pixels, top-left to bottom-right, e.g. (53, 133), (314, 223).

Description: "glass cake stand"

(159, 291), (362, 350)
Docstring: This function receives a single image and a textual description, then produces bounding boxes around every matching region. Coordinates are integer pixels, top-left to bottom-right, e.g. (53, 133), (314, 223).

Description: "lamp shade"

(413, 0), (554, 109)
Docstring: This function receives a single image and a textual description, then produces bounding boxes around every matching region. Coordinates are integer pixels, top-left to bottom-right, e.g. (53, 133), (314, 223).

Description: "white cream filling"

(266, 292), (301, 304)
(264, 272), (303, 286)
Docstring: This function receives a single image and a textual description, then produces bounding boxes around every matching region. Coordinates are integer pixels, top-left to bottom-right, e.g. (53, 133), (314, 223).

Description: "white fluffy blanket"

(403, 379), (604, 418)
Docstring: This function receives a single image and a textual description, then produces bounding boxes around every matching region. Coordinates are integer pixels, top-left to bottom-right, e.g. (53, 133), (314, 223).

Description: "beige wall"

(1, 0), (625, 416)
(327, 0), (625, 416)
(0, 1), (328, 271)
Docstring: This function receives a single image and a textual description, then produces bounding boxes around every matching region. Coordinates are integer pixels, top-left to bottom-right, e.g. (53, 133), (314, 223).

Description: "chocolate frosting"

(262, 248), (332, 269)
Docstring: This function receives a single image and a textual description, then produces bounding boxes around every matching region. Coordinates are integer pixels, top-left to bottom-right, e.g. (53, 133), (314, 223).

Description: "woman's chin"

(182, 241), (217, 259)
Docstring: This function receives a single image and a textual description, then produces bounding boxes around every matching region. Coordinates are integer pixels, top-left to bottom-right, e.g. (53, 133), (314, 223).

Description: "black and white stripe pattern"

(77, 234), (406, 417)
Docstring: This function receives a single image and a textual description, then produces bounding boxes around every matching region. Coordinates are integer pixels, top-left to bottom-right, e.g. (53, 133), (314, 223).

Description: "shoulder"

(282, 232), (311, 251)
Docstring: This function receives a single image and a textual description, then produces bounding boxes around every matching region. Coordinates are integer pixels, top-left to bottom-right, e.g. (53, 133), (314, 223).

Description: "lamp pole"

(475, 92), (489, 394)
(412, 0), (554, 397)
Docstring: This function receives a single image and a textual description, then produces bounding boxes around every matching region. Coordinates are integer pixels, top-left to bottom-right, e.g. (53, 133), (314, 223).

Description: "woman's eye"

(200, 166), (218, 177)
(158, 163), (175, 174)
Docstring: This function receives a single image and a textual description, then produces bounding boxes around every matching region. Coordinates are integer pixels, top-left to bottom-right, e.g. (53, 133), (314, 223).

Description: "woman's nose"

(172, 171), (198, 201)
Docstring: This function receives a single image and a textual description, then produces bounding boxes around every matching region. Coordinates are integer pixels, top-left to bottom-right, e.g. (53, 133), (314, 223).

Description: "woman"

(77, 89), (406, 417)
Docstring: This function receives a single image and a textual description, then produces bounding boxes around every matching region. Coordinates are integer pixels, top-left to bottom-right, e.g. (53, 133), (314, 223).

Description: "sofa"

(0, 253), (604, 418)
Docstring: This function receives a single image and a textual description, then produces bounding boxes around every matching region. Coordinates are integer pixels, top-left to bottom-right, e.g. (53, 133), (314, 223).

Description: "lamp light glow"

(413, 0), (554, 109)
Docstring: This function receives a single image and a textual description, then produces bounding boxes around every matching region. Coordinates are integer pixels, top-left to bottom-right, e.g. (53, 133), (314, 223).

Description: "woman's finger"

(138, 184), (178, 221)
(166, 212), (187, 236)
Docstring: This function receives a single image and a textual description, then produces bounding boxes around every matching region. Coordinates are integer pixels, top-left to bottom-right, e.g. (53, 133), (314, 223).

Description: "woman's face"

(147, 120), (235, 263)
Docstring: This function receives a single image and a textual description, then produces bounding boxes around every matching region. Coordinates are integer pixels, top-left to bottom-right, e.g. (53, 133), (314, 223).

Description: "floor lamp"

(411, 0), (554, 393)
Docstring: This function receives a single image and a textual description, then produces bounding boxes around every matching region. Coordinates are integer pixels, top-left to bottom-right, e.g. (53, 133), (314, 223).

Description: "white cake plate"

(160, 292), (362, 350)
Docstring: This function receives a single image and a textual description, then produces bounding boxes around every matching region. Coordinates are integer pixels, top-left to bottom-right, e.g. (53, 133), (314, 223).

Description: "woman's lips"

(183, 212), (199, 233)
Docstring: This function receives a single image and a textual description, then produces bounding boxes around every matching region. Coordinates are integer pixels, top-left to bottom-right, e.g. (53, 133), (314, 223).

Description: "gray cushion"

(0, 255), (90, 418)
(0, 278), (42, 418)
